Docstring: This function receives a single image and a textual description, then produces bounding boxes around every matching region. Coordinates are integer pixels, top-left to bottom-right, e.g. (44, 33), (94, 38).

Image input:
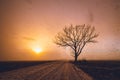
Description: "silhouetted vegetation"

(54, 24), (99, 62)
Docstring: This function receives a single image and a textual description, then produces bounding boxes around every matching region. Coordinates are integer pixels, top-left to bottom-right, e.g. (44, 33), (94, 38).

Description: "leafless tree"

(54, 24), (99, 62)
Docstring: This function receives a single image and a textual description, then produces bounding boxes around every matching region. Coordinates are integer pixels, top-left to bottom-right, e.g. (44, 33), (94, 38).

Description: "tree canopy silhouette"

(54, 24), (99, 62)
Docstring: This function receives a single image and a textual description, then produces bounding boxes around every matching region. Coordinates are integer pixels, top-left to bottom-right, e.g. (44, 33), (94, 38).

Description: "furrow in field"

(24, 62), (64, 80)
(0, 62), (93, 80)
(0, 62), (57, 80)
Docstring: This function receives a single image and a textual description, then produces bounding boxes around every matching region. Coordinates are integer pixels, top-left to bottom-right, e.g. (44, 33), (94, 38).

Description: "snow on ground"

(0, 62), (93, 80)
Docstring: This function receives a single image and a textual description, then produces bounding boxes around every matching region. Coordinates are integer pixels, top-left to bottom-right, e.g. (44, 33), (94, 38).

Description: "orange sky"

(0, 0), (120, 61)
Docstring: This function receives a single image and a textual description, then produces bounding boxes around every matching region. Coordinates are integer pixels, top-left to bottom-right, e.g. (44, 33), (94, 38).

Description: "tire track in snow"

(0, 62), (93, 80)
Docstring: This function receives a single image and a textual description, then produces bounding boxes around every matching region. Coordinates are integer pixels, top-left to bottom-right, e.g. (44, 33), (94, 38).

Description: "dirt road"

(0, 62), (93, 80)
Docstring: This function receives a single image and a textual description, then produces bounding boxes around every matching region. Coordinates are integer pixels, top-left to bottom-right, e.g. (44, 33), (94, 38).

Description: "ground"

(75, 61), (120, 80)
(0, 61), (92, 80)
(0, 61), (120, 80)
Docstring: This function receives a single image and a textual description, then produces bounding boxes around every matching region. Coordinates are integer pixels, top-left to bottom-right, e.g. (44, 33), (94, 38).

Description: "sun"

(33, 47), (42, 54)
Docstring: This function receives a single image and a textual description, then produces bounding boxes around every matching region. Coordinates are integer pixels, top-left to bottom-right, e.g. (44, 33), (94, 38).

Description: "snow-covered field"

(0, 62), (92, 80)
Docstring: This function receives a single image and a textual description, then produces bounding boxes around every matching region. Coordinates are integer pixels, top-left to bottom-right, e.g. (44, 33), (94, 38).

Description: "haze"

(0, 0), (120, 61)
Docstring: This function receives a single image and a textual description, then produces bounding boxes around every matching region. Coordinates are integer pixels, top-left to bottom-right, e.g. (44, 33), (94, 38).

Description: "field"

(75, 60), (120, 80)
(0, 61), (120, 80)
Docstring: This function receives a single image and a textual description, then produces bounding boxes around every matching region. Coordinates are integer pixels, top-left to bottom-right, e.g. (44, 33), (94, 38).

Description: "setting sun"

(32, 47), (42, 54)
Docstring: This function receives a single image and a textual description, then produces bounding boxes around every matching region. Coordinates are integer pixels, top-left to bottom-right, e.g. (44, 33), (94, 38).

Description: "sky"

(0, 0), (120, 61)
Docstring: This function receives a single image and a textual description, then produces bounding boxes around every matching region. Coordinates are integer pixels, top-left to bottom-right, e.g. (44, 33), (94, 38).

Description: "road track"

(0, 62), (93, 80)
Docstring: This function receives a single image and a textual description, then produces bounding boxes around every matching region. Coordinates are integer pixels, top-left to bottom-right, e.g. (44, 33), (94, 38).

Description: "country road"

(0, 62), (93, 80)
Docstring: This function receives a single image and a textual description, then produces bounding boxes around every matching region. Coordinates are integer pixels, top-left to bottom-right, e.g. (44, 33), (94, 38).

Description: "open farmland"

(75, 61), (120, 80)
(0, 61), (92, 80)
(0, 61), (120, 80)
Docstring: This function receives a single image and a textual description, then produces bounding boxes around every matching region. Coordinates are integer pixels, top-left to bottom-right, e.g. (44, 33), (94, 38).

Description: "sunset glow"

(32, 47), (42, 54)
(0, 0), (120, 61)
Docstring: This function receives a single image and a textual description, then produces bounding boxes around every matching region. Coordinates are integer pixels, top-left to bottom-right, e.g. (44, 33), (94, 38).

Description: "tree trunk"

(74, 55), (78, 63)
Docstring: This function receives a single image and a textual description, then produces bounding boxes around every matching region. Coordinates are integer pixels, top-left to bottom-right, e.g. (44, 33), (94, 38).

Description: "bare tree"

(54, 24), (99, 62)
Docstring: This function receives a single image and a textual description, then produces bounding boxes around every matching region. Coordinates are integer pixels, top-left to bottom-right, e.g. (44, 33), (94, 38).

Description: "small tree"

(54, 24), (99, 62)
